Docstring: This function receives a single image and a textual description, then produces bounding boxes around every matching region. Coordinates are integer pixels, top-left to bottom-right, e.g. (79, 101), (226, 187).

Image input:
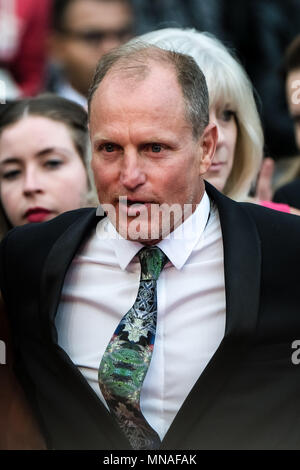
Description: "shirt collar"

(104, 192), (210, 271)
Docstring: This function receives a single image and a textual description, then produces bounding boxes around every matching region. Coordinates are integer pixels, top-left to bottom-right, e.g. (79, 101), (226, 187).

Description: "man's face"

(286, 68), (300, 150)
(90, 63), (216, 244)
(52, 0), (133, 97)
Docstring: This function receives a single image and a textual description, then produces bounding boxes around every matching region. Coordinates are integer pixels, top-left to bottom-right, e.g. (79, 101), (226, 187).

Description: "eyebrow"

(0, 147), (73, 165)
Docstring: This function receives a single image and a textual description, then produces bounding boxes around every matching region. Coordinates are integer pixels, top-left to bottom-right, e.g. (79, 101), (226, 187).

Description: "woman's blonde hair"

(136, 28), (264, 201)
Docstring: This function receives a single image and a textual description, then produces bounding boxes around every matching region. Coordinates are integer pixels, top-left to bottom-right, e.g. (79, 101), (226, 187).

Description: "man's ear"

(198, 123), (218, 175)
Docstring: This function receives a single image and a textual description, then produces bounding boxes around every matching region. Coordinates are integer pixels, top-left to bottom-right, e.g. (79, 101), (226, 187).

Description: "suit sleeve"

(0, 234), (46, 450)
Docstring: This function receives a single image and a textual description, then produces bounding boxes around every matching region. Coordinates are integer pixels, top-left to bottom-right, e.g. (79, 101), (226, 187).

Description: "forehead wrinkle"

(92, 106), (189, 146)
(96, 58), (182, 101)
(90, 62), (195, 144)
(93, 71), (185, 122)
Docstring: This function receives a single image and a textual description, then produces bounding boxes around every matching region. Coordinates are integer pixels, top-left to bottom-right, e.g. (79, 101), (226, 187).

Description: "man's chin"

(128, 236), (161, 246)
(113, 211), (189, 243)
(115, 221), (163, 243)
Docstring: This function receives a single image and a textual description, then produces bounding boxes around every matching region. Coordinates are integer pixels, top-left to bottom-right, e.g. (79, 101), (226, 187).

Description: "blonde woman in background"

(137, 28), (300, 215)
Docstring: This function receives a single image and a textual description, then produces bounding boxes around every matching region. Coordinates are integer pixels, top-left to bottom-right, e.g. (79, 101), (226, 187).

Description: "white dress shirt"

(55, 192), (226, 440)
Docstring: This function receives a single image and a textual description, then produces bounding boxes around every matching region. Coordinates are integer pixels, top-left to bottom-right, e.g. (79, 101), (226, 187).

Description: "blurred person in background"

(0, 0), (52, 99)
(273, 35), (300, 210)
(138, 28), (300, 215)
(0, 94), (96, 239)
(47, 0), (135, 107)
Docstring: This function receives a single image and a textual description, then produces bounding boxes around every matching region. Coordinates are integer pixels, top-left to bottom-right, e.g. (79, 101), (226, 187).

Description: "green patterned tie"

(98, 246), (168, 450)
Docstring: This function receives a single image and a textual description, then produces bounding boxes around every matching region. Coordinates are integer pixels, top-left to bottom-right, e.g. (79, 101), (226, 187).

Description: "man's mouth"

(118, 198), (155, 216)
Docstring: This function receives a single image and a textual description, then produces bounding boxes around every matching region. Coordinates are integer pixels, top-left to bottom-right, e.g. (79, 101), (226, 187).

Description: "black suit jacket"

(1, 183), (300, 450)
(273, 178), (300, 210)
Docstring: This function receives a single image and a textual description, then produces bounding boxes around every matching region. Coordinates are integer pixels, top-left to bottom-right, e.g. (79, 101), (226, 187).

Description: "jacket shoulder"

(2, 207), (95, 250)
(206, 180), (300, 240)
(0, 208), (96, 295)
(240, 201), (300, 243)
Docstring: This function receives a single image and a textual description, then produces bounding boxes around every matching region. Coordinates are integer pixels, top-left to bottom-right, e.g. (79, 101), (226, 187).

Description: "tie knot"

(138, 246), (168, 281)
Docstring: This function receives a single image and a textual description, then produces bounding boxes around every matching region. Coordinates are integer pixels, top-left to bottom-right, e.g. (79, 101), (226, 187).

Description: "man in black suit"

(1, 43), (300, 450)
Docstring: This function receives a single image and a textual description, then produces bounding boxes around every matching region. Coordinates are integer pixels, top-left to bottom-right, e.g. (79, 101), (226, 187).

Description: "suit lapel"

(160, 183), (262, 449)
(39, 209), (98, 341)
(39, 209), (132, 449)
(207, 183), (261, 339)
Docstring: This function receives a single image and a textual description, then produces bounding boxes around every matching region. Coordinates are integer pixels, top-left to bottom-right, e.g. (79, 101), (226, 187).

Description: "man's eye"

(103, 143), (116, 152)
(150, 143), (162, 153)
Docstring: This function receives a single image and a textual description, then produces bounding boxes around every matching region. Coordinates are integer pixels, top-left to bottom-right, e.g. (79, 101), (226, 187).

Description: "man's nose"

(120, 151), (146, 190)
(22, 168), (43, 196)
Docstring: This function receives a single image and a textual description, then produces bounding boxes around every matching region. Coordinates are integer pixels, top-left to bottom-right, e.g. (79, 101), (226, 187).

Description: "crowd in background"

(0, 0), (300, 228)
